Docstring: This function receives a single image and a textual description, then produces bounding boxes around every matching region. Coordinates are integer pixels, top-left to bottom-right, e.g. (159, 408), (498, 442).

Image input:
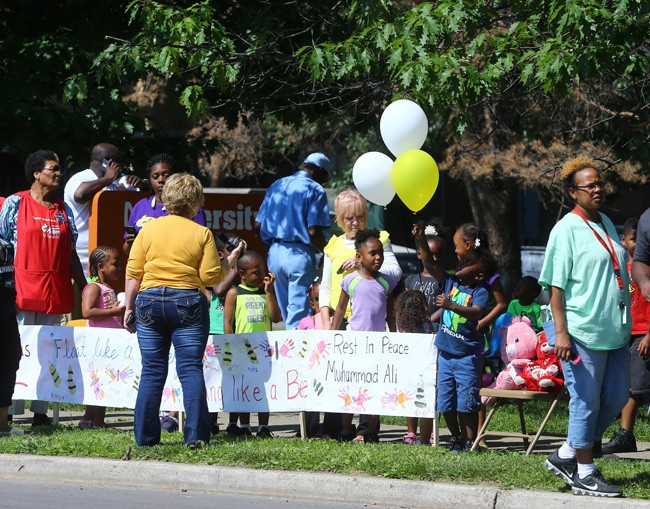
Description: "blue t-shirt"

(256, 171), (329, 246)
(435, 275), (489, 356)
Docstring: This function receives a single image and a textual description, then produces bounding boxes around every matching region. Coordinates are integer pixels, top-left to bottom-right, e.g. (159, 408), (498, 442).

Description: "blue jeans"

(562, 338), (630, 449)
(134, 287), (210, 446)
(267, 242), (315, 329)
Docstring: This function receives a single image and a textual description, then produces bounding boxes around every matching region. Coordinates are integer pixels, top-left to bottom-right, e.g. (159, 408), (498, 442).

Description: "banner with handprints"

(13, 326), (437, 417)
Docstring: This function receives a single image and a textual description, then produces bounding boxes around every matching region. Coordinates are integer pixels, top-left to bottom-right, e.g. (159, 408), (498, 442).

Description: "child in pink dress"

(79, 246), (125, 428)
(299, 277), (326, 330)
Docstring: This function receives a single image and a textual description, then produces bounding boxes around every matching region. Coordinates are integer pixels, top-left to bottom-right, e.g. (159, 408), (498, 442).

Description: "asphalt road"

(0, 479), (395, 509)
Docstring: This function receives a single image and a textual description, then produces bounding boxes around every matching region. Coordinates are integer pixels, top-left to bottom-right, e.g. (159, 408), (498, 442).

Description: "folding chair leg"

(471, 402), (500, 451)
(517, 402), (529, 448)
(525, 393), (563, 456)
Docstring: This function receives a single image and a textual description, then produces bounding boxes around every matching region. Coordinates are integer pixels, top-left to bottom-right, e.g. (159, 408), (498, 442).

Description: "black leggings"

(0, 299), (21, 408)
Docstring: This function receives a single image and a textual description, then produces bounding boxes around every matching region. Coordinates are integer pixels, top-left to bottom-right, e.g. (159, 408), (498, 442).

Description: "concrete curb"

(1, 454), (646, 509)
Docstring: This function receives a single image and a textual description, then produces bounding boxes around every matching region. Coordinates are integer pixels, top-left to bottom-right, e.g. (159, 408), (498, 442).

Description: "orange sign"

(88, 190), (266, 292)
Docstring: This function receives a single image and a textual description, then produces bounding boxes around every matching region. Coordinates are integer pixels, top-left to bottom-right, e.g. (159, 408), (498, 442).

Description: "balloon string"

(384, 206), (424, 286)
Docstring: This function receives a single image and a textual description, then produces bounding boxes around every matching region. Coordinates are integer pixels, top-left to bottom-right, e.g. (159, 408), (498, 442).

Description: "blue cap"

(303, 152), (331, 172)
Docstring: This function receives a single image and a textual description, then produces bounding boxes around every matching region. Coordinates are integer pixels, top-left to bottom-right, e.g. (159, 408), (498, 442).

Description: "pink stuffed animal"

(482, 316), (538, 406)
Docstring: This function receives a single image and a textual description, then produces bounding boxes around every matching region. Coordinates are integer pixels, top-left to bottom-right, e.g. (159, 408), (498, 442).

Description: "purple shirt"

(126, 196), (206, 236)
(341, 271), (398, 332)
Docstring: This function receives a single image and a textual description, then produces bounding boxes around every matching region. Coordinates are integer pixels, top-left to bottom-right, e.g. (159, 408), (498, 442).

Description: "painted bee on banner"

(298, 339), (308, 359)
(222, 341), (232, 367)
(67, 365), (76, 394)
(243, 338), (259, 364)
(49, 363), (62, 387)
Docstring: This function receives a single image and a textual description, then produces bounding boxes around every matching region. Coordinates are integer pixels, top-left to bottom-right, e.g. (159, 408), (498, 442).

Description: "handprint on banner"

(380, 388), (413, 411)
(259, 339), (274, 358)
(89, 363), (104, 400)
(132, 373), (140, 391)
(276, 339), (295, 359)
(163, 386), (181, 403)
(354, 388), (372, 410)
(105, 365), (134, 384)
(203, 343), (222, 372)
(308, 339), (331, 369)
(205, 343), (221, 358)
(338, 387), (353, 408)
(338, 386), (372, 412)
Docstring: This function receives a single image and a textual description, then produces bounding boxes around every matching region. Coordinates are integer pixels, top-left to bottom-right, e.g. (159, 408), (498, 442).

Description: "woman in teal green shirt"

(540, 157), (631, 498)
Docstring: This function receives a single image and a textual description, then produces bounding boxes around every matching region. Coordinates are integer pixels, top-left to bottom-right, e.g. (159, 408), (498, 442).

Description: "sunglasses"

(573, 181), (604, 191)
(42, 165), (62, 173)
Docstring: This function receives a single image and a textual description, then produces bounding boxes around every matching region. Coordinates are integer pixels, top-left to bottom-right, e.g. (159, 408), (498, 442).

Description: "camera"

(217, 232), (242, 252)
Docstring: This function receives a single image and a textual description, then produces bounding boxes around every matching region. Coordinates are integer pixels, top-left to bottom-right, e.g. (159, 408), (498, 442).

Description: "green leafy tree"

(96, 0), (650, 288)
(6, 1), (649, 289)
(0, 1), (143, 173)
(296, 0), (650, 287)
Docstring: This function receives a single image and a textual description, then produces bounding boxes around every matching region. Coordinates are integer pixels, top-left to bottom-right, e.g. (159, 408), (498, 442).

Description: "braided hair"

(88, 246), (118, 281)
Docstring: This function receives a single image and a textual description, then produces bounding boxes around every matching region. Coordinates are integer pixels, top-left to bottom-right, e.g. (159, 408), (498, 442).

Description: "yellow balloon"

(391, 149), (439, 212)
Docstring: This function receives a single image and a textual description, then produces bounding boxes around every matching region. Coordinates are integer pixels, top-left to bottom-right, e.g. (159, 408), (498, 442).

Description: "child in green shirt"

(507, 276), (542, 331)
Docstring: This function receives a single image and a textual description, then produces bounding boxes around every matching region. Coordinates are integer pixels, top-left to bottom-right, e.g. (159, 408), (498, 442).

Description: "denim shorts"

(436, 350), (481, 414)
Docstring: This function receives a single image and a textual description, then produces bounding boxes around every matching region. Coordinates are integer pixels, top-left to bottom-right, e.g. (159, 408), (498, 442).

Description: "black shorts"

(629, 334), (650, 395)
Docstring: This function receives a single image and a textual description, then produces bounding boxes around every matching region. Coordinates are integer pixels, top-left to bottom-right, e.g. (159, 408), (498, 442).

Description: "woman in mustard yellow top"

(319, 189), (401, 330)
(125, 173), (236, 448)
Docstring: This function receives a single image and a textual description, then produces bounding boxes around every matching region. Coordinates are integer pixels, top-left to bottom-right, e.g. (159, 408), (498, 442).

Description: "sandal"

(352, 434), (365, 443)
(402, 432), (417, 445)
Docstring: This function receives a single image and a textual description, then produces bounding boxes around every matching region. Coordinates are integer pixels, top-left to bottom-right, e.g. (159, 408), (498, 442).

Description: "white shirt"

(64, 169), (138, 276)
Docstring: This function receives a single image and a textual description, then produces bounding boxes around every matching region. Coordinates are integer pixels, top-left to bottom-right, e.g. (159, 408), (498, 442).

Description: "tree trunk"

(464, 177), (521, 296)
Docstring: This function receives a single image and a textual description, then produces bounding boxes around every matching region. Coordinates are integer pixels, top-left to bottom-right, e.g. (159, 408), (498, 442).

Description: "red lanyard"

(572, 207), (623, 290)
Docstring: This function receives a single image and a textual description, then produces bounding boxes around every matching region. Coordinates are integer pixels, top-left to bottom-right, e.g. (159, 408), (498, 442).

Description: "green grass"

(0, 424), (648, 500)
(382, 400), (650, 442)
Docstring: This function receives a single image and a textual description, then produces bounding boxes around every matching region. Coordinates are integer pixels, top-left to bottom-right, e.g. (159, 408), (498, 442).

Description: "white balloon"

(380, 100), (428, 157)
(352, 152), (396, 206)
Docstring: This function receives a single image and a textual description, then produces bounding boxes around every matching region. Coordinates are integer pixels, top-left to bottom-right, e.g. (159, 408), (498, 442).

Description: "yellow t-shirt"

(126, 214), (223, 292)
(324, 230), (390, 318)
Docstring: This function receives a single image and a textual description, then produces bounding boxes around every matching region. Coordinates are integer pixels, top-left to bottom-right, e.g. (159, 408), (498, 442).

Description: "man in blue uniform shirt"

(255, 153), (331, 329)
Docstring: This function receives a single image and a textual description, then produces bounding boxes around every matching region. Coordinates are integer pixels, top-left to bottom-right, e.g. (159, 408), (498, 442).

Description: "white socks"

(558, 442), (596, 479)
(558, 442), (576, 459)
(577, 462), (596, 479)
